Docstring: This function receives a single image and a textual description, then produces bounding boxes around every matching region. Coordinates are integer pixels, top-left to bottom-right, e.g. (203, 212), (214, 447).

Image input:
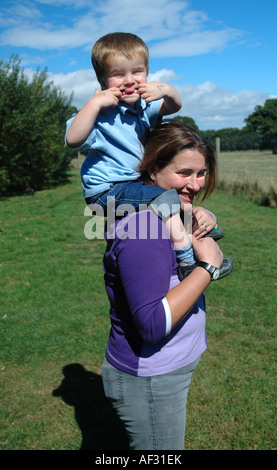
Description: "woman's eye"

(178, 170), (206, 177)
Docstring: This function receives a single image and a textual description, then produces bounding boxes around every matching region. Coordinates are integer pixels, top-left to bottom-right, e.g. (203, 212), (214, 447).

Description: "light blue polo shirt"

(66, 98), (161, 199)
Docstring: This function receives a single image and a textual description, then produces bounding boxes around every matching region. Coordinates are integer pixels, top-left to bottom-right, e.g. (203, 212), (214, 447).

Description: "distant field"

(217, 150), (277, 191)
(72, 150), (277, 192)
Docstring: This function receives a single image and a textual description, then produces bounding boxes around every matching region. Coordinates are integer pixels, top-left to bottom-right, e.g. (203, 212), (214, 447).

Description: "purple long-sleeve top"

(103, 210), (207, 377)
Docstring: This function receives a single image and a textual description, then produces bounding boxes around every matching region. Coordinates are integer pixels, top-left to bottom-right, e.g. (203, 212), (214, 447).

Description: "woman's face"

(150, 149), (207, 211)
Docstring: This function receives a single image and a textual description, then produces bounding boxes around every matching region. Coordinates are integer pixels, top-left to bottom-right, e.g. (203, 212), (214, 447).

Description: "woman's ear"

(149, 171), (156, 182)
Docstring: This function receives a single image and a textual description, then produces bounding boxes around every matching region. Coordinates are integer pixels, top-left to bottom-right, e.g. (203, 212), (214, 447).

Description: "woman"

(101, 121), (225, 450)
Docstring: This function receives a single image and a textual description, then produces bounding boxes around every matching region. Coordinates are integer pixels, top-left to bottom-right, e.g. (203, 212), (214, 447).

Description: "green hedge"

(0, 55), (77, 196)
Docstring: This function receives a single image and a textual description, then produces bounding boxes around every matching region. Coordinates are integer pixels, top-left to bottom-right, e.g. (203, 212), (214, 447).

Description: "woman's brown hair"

(139, 120), (217, 202)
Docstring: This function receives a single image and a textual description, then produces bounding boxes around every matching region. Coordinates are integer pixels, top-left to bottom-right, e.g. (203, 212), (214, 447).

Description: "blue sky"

(0, 0), (276, 129)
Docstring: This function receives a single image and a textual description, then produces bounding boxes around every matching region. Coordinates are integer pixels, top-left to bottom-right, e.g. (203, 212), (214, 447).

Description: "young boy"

(66, 32), (232, 279)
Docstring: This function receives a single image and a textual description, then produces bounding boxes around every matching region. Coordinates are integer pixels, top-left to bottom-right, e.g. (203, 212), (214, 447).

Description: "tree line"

(0, 55), (276, 196)
(175, 97), (277, 154)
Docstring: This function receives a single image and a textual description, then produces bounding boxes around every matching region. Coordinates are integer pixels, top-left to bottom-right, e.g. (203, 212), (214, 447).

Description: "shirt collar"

(117, 98), (147, 116)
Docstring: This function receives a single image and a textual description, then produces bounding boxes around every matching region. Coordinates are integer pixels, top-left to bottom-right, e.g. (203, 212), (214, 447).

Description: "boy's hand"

(138, 81), (170, 103)
(138, 82), (182, 116)
(93, 87), (122, 109)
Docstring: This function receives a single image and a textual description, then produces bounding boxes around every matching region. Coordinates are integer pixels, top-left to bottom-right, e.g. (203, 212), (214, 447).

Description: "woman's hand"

(167, 235), (223, 328)
(192, 206), (217, 239)
(192, 236), (223, 268)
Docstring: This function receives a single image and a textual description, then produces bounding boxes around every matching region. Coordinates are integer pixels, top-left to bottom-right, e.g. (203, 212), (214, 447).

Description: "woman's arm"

(166, 236), (223, 327)
(115, 212), (223, 341)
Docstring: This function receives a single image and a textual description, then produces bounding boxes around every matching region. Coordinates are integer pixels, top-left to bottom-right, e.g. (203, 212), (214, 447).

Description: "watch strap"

(197, 261), (218, 279)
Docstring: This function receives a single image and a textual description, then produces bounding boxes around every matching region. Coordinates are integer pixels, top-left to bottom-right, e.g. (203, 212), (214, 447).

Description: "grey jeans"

(101, 356), (201, 450)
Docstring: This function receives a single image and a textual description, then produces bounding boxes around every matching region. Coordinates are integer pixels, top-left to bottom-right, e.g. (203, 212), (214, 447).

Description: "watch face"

(213, 268), (220, 280)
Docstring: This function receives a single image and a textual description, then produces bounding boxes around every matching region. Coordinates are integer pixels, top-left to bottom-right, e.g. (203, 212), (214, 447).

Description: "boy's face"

(103, 53), (148, 107)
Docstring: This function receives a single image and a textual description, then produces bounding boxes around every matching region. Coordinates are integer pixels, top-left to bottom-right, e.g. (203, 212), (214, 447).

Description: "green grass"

(186, 192), (277, 450)
(1, 170), (277, 450)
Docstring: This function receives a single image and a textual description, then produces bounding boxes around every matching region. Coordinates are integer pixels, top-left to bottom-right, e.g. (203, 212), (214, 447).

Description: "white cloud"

(47, 69), (99, 107)
(148, 69), (181, 82)
(0, 0), (242, 56)
(149, 28), (242, 57)
(176, 81), (274, 129)
(0, 2), (42, 27)
(93, 0), (188, 41)
(2, 25), (90, 49)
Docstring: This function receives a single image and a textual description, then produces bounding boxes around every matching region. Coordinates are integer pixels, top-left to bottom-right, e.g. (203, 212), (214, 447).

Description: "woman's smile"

(178, 191), (195, 205)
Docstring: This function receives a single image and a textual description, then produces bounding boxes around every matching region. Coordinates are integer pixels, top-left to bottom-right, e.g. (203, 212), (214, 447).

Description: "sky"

(0, 0), (276, 130)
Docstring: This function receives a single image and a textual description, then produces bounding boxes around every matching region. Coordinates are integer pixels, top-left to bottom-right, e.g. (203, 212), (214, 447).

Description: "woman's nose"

(186, 175), (200, 191)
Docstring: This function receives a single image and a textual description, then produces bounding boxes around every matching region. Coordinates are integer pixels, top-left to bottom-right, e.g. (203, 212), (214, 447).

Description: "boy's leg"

(100, 181), (195, 266)
(86, 180), (165, 216)
(204, 226), (224, 240)
(162, 212), (194, 264)
(150, 190), (195, 265)
(178, 258), (234, 281)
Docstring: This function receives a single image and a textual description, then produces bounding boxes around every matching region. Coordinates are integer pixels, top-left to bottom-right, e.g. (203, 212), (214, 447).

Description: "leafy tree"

(0, 55), (77, 195)
(174, 115), (199, 130)
(202, 128), (259, 152)
(244, 99), (277, 134)
(243, 99), (277, 153)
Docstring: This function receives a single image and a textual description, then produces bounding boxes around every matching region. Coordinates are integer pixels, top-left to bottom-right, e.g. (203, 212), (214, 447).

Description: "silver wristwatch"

(197, 261), (219, 280)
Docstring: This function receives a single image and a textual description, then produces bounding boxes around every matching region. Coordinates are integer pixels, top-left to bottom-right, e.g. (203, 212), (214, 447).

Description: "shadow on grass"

(53, 363), (129, 450)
